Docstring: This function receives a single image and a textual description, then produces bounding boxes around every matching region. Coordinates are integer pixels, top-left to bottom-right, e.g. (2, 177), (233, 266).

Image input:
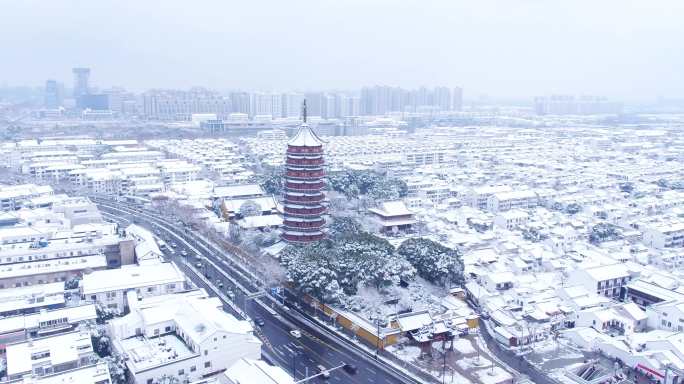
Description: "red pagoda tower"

(281, 101), (327, 243)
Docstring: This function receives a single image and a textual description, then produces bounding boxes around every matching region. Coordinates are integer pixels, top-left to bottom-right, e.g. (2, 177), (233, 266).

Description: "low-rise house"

(223, 358), (295, 384)
(487, 190), (538, 213)
(0, 304), (96, 357)
(6, 362), (112, 384)
(646, 300), (684, 332)
(367, 201), (416, 234)
(109, 290), (261, 384)
(5, 331), (95, 380)
(493, 209), (529, 230)
(81, 261), (187, 314)
(568, 263), (631, 299)
(622, 279), (684, 308)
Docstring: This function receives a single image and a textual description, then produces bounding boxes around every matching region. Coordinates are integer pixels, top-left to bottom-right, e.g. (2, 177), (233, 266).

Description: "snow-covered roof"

(368, 201), (413, 217)
(288, 124), (324, 147)
(81, 262), (185, 295)
(396, 310), (433, 332)
(224, 358), (295, 384)
(238, 214), (283, 229)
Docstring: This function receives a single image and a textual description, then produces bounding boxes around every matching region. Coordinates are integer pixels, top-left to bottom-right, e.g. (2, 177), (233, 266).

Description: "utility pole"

(442, 347), (447, 384)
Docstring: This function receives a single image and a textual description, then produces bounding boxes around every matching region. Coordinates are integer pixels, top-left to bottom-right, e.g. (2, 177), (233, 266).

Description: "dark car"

(254, 317), (265, 326)
(343, 364), (357, 374)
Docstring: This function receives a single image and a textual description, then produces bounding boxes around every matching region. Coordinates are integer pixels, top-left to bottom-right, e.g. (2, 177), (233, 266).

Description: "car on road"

(342, 363), (357, 375)
(195, 262), (202, 268)
(289, 330), (302, 338)
(171, 243), (178, 248)
(317, 365), (330, 379)
(195, 254), (202, 261)
(216, 280), (224, 289)
(180, 250), (188, 257)
(254, 317), (265, 326)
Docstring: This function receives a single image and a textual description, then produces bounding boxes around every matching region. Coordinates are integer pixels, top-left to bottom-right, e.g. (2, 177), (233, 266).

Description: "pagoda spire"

(302, 99), (307, 123)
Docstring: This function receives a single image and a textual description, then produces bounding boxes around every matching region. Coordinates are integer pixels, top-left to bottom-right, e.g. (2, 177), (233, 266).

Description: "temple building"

(281, 101), (327, 243)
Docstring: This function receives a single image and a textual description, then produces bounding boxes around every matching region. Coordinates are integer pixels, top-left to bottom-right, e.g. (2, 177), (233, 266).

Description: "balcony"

(283, 219), (325, 229)
(284, 206), (326, 216)
(287, 146), (323, 154)
(286, 170), (325, 179)
(286, 157), (325, 166)
(282, 232), (325, 242)
(284, 194), (324, 203)
(285, 182), (326, 191)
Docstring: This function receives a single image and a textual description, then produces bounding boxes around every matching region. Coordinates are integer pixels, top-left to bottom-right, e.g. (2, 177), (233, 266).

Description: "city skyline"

(1, 0), (683, 101)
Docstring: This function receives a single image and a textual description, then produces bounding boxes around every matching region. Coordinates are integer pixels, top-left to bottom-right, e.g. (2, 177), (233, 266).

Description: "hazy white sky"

(1, 0), (683, 100)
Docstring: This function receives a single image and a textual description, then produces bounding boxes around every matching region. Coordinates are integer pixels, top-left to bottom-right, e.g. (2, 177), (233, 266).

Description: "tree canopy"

(281, 217), (463, 303)
(397, 238), (464, 287)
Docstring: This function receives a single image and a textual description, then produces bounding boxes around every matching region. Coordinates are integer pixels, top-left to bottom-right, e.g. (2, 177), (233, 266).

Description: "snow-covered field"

(456, 356), (492, 371)
(386, 345), (422, 361)
(473, 366), (513, 384)
(453, 338), (477, 355)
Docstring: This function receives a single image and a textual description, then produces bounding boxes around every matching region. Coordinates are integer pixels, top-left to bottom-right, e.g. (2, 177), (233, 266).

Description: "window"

(178, 369), (184, 375)
(154, 329), (160, 336)
(190, 366), (196, 372)
(147, 380), (153, 384)
(204, 361), (211, 368)
(165, 326), (171, 333)
(204, 349), (208, 356)
(31, 350), (51, 360)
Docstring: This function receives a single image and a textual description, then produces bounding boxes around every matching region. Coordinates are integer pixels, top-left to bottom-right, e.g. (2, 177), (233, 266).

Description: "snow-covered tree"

(565, 203), (582, 215)
(328, 216), (363, 240)
(157, 375), (181, 384)
(589, 223), (622, 244)
(101, 354), (128, 384)
(228, 222), (242, 244)
(65, 276), (81, 290)
(91, 324), (111, 357)
(397, 238), (464, 287)
(259, 168), (284, 195)
(239, 200), (261, 217)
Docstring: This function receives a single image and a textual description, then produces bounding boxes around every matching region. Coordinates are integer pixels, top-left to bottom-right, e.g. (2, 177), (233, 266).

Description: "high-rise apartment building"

(72, 67), (90, 101)
(44, 79), (63, 109)
(282, 92), (304, 118)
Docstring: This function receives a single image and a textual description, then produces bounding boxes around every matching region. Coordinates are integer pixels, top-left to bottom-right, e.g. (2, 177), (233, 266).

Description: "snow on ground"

(453, 337), (477, 355)
(456, 356), (492, 371)
(473, 366), (513, 384)
(444, 369), (473, 384)
(386, 345), (422, 361)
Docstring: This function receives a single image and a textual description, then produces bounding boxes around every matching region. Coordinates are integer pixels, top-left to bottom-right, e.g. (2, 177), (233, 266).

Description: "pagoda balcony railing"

(282, 232), (325, 242)
(284, 194), (324, 203)
(286, 158), (325, 166)
(283, 219), (325, 229)
(286, 170), (325, 178)
(284, 206), (326, 216)
(287, 146), (323, 154)
(285, 182), (326, 190)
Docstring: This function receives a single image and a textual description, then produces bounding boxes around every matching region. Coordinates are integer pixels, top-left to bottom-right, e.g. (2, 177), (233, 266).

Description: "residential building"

(81, 261), (187, 314)
(109, 291), (261, 384)
(5, 331), (95, 380)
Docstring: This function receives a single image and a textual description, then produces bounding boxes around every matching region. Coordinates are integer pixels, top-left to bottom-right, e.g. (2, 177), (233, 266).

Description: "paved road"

(97, 198), (419, 384)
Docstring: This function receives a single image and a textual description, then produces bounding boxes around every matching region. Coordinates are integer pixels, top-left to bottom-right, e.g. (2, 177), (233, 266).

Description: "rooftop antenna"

(302, 99), (307, 123)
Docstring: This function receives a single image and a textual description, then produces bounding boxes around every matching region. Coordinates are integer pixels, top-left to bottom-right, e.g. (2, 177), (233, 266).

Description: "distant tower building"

(452, 86), (463, 111)
(72, 68), (90, 99)
(281, 101), (327, 243)
(282, 92), (304, 118)
(44, 79), (62, 108)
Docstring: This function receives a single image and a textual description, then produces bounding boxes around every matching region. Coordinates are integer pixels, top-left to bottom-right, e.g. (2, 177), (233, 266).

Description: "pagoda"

(281, 101), (327, 243)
